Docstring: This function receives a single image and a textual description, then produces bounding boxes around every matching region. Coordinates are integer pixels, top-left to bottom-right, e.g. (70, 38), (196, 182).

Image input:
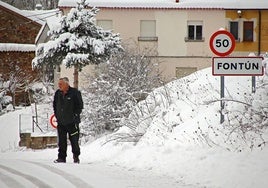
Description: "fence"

(18, 113), (55, 133)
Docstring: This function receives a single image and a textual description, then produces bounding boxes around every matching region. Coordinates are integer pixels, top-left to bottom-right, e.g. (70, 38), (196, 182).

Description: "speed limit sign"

(209, 30), (235, 57)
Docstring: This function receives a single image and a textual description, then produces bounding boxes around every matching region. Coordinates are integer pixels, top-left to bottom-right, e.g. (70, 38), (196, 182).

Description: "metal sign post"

(252, 76), (256, 93)
(220, 76), (225, 123)
(209, 29), (236, 123)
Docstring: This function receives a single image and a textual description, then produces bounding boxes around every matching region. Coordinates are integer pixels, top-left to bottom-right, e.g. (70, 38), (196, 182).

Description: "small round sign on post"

(209, 30), (235, 57)
(49, 114), (57, 129)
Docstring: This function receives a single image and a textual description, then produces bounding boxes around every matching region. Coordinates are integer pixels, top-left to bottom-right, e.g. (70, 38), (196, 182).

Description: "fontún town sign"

(209, 29), (263, 76)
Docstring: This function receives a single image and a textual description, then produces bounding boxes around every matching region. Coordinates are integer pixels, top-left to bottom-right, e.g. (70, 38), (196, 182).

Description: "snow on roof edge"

(58, 0), (268, 9)
(0, 43), (36, 52)
(58, 6), (224, 10)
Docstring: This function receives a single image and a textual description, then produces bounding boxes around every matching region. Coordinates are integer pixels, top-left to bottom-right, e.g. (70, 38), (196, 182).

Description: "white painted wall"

(58, 8), (226, 87)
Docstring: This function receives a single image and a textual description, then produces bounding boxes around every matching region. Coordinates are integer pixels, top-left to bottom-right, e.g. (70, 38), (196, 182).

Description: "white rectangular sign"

(212, 57), (264, 76)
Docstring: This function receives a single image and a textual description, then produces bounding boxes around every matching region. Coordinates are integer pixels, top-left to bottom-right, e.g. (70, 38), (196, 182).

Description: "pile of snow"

(82, 67), (268, 187)
(108, 66), (268, 151)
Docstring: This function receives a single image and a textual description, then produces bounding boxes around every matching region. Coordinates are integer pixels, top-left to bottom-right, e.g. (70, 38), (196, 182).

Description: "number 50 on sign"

(209, 30), (236, 57)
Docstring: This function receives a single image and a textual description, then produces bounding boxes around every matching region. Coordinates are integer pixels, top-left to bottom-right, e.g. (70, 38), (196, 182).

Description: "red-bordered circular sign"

(209, 30), (236, 57)
(49, 114), (57, 129)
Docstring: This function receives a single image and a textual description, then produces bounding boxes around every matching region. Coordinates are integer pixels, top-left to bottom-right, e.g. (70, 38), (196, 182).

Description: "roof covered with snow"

(0, 1), (61, 51)
(0, 1), (60, 26)
(0, 1), (44, 25)
(45, 14), (61, 30)
(21, 9), (60, 26)
(34, 14), (61, 44)
(58, 0), (268, 9)
(0, 43), (35, 52)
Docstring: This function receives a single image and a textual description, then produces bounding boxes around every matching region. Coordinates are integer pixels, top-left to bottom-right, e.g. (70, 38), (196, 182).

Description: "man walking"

(53, 77), (83, 163)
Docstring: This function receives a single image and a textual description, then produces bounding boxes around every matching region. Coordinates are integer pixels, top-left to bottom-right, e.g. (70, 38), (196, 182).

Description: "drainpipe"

(252, 10), (262, 93)
(258, 10), (261, 56)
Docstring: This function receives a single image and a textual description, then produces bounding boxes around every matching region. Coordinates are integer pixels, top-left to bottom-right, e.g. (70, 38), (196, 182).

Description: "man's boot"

(73, 155), (80, 163)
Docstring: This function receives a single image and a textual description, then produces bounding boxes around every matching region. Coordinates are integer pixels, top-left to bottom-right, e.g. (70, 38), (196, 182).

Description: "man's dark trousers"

(57, 123), (80, 160)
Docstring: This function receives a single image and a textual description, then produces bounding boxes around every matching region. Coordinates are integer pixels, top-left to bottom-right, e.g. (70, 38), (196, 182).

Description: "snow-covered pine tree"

(32, 0), (122, 88)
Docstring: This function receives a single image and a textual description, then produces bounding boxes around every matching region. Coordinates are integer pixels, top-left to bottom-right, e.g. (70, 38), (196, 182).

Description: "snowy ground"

(1, 67), (268, 188)
(0, 153), (182, 188)
(0, 108), (186, 188)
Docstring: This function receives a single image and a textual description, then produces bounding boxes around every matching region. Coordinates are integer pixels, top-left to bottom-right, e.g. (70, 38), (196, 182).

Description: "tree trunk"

(12, 92), (16, 109)
(73, 66), (79, 89)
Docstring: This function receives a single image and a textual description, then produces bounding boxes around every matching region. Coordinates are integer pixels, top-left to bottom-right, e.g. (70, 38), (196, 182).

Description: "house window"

(243, 21), (253, 42)
(230, 21), (239, 40)
(97, 20), (113, 30)
(186, 21), (203, 41)
(138, 20), (158, 41)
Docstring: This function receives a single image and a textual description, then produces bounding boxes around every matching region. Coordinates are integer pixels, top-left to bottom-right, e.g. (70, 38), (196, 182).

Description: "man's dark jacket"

(53, 87), (83, 126)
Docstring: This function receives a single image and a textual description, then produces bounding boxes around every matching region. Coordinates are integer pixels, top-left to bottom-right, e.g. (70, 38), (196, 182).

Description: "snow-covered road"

(0, 106), (196, 188)
(0, 159), (91, 188)
(0, 155), (193, 188)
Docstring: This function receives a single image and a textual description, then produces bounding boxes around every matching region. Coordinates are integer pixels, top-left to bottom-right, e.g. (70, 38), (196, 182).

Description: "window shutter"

(243, 21), (253, 42)
(140, 20), (156, 37)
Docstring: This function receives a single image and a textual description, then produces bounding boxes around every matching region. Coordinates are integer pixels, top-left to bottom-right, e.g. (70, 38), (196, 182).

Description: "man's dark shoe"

(54, 158), (66, 163)
(73, 156), (80, 164)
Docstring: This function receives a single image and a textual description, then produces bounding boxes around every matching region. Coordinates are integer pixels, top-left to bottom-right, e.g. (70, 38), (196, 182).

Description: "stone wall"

(0, 5), (41, 43)
(0, 51), (39, 105)
(0, 4), (42, 105)
(19, 133), (58, 149)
